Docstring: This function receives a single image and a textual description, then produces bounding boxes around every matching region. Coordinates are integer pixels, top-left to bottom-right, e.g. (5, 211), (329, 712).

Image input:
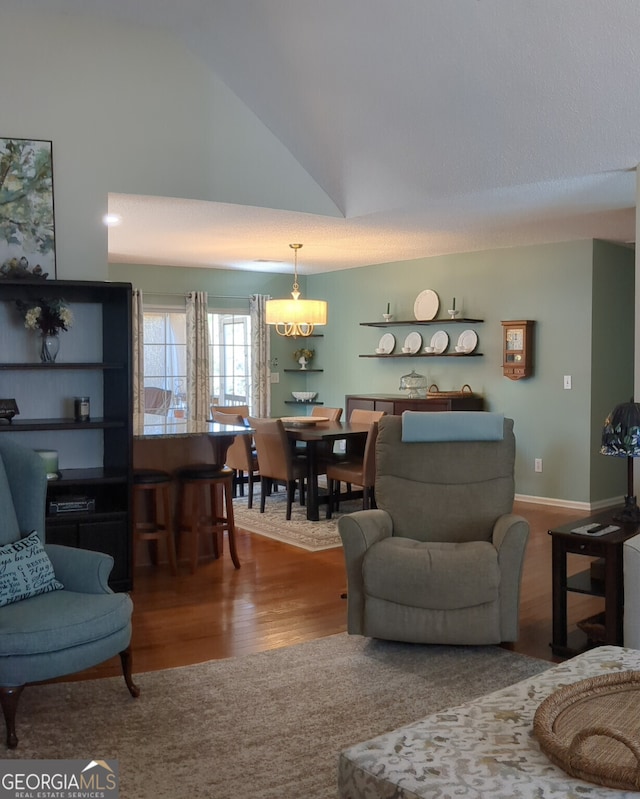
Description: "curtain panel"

(250, 294), (271, 417)
(132, 289), (145, 435)
(186, 291), (211, 422)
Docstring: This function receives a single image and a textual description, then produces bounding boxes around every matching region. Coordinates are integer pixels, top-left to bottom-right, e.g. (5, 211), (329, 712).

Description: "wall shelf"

(0, 362), (124, 370)
(360, 353), (483, 358)
(360, 318), (483, 327)
(283, 368), (323, 373)
(284, 400), (324, 405)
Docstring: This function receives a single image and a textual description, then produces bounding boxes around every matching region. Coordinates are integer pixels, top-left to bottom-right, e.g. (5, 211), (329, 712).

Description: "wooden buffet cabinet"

(346, 393), (484, 417)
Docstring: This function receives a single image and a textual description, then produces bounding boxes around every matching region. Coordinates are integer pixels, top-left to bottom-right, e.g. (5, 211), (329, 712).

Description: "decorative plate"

(413, 289), (440, 321)
(404, 331), (423, 354)
(456, 329), (478, 353)
(430, 330), (449, 354)
(281, 416), (330, 426)
(378, 332), (396, 354)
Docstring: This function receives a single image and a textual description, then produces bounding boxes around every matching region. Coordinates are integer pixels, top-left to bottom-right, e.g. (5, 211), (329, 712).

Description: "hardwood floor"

(76, 499), (606, 682)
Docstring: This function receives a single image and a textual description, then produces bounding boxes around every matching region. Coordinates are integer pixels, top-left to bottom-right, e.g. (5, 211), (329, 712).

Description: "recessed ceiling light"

(103, 213), (122, 227)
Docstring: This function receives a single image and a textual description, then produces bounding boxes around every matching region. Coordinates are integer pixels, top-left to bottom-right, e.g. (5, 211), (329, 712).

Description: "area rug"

(5, 633), (551, 799)
(233, 487), (363, 551)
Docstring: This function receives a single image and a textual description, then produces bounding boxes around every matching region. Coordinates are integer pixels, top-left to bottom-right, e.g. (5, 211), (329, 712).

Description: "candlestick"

(386, 302), (390, 314)
(452, 297), (456, 310)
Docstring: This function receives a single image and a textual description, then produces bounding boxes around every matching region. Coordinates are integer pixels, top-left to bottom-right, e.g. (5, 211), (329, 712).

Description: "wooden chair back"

(349, 408), (385, 424)
(211, 404), (250, 419)
(313, 406), (342, 421)
(248, 417), (295, 483)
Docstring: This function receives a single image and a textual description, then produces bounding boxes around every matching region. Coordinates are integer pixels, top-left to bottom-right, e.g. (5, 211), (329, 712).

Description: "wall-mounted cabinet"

(0, 279), (132, 591)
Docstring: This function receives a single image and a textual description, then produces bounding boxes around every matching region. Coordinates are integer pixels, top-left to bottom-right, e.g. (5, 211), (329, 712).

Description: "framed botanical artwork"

(0, 137), (56, 279)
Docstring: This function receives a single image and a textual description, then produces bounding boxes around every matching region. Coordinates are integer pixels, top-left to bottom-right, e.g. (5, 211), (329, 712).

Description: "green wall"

(111, 238), (634, 507)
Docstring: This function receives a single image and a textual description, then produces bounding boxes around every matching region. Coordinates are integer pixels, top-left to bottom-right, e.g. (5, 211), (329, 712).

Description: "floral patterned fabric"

(338, 645), (640, 798)
(249, 294), (270, 417)
(186, 290), (210, 422)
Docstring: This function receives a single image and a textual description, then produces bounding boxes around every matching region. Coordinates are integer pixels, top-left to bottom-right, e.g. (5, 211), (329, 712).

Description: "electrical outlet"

(270, 372), (280, 384)
(563, 375), (572, 390)
(535, 458), (543, 473)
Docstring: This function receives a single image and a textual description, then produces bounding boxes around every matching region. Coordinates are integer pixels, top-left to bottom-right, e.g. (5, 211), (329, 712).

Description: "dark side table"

(549, 511), (640, 657)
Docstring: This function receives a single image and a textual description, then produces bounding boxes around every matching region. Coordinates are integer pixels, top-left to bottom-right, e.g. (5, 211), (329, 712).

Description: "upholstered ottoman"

(338, 645), (640, 798)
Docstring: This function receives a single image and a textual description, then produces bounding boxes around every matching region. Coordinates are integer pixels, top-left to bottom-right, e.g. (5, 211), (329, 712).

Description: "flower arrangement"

(15, 297), (73, 335)
(293, 348), (314, 362)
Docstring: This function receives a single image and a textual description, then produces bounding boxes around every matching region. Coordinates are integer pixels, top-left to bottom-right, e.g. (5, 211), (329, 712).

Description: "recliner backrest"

(375, 415), (516, 544)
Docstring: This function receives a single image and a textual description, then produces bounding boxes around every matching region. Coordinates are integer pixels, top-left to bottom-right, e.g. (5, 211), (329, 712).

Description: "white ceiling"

(13, 0), (640, 274)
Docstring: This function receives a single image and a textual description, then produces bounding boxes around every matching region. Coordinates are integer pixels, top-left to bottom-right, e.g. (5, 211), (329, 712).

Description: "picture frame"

(0, 137), (56, 279)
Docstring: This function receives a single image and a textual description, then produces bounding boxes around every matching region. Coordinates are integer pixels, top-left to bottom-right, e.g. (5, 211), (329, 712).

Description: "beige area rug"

(6, 634), (551, 798)
(232, 485), (364, 551)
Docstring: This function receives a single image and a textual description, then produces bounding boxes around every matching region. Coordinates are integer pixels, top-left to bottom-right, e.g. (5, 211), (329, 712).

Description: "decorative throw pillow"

(0, 530), (64, 607)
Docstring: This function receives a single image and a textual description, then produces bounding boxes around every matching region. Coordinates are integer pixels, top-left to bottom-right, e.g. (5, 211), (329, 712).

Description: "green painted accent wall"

(112, 238), (634, 506)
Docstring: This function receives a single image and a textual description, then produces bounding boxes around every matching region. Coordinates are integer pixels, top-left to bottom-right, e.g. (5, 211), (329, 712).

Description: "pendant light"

(265, 243), (328, 337)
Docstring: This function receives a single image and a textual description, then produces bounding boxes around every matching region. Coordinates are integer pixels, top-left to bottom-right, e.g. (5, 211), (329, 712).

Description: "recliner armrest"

(338, 509), (393, 635)
(491, 513), (530, 641)
(45, 544), (114, 594)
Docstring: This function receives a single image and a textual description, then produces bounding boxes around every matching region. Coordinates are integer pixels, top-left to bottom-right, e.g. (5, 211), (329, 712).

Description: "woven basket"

(427, 383), (474, 398)
(533, 671), (640, 791)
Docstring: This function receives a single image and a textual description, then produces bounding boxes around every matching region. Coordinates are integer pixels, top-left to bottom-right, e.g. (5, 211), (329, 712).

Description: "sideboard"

(345, 393), (484, 417)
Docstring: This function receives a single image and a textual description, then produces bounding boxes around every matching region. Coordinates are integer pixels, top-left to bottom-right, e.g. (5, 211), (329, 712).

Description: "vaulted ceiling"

(9, 0), (640, 273)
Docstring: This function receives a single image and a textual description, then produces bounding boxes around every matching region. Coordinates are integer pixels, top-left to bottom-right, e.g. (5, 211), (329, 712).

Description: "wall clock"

(501, 320), (534, 380)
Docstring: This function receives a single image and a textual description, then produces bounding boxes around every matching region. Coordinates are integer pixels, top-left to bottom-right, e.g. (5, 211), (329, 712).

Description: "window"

(208, 312), (252, 408)
(142, 308), (252, 417)
(143, 310), (187, 414)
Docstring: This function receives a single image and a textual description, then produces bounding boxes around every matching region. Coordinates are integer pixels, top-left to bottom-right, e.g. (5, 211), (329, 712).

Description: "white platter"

(281, 416), (330, 426)
(456, 329), (478, 353)
(429, 330), (449, 354)
(413, 289), (440, 321)
(378, 332), (396, 354)
(403, 331), (423, 354)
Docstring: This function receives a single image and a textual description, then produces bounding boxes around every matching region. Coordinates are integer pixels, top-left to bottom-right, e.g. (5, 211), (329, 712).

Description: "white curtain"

(250, 294), (270, 417)
(186, 291), (210, 421)
(132, 289), (144, 434)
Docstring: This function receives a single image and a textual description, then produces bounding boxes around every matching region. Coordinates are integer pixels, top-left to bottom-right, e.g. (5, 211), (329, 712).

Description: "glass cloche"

(399, 370), (428, 399)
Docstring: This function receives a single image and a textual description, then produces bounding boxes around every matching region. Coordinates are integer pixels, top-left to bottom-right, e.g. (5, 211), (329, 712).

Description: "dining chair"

(340, 407), (386, 468)
(313, 406), (342, 421)
(349, 408), (385, 424)
(248, 416), (307, 520)
(211, 404), (250, 419)
(212, 410), (259, 508)
(144, 386), (173, 416)
(326, 421), (378, 518)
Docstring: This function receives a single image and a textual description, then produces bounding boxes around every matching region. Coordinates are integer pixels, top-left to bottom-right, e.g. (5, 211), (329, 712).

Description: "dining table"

(282, 418), (370, 521)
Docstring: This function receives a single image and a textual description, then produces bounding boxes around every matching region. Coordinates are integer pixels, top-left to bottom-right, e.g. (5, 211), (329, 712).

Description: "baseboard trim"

(515, 493), (624, 512)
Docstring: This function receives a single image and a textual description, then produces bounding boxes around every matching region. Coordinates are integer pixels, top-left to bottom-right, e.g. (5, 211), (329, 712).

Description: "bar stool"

(132, 468), (178, 574)
(175, 464), (240, 573)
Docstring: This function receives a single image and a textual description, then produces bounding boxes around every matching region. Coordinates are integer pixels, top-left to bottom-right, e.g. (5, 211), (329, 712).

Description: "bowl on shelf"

(292, 391), (317, 402)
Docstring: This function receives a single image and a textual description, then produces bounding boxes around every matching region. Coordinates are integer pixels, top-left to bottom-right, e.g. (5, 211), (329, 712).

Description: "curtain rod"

(142, 291), (250, 300)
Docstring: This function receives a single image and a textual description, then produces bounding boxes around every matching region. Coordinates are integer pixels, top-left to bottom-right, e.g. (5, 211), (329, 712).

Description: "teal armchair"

(0, 439), (138, 748)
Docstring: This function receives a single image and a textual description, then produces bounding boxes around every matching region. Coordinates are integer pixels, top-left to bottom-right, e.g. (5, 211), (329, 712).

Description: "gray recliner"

(338, 414), (529, 645)
(0, 439), (138, 748)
